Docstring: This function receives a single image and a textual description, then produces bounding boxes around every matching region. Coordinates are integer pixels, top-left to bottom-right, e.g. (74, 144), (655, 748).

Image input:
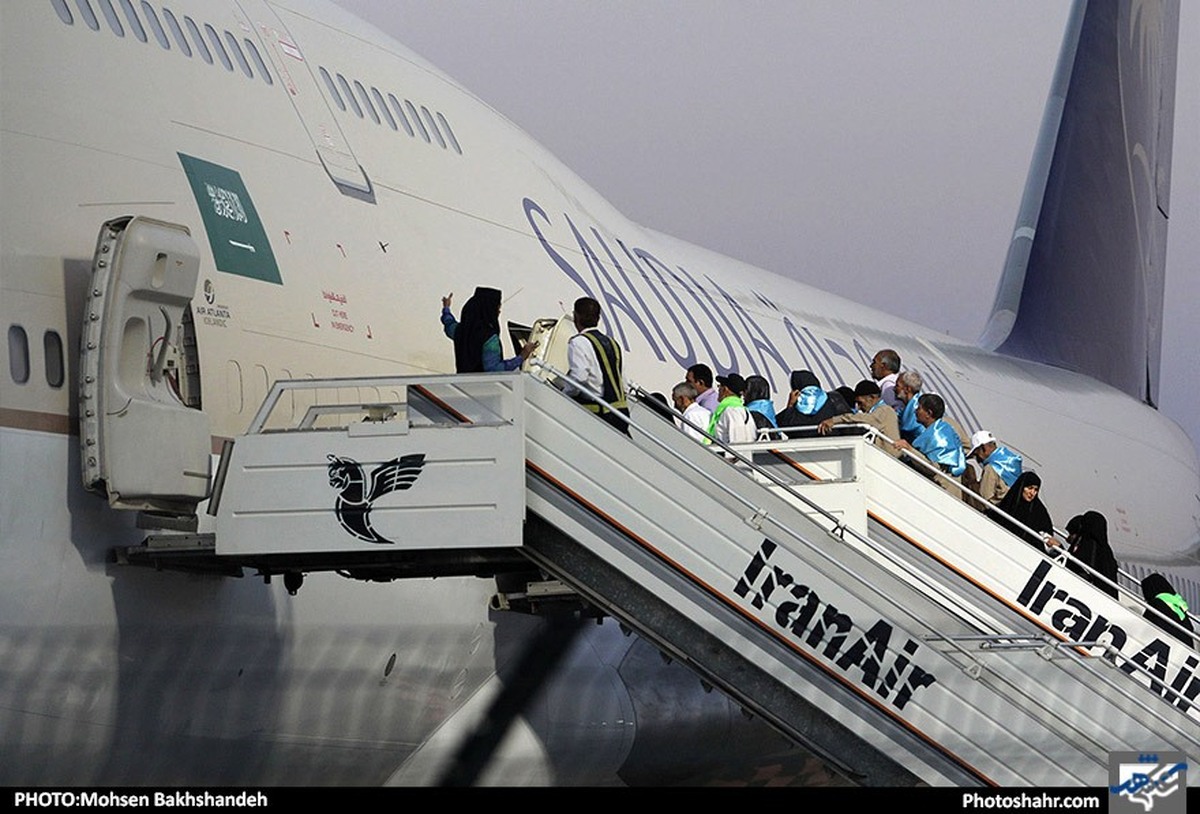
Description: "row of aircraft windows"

(317, 66), (463, 154)
(51, 1), (464, 156)
(222, 360), (401, 422)
(52, 0), (272, 84)
(5, 319), (404, 412)
(8, 326), (65, 389)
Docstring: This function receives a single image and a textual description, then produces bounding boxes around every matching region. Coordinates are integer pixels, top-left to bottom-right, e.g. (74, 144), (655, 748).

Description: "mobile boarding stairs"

(118, 370), (1200, 788)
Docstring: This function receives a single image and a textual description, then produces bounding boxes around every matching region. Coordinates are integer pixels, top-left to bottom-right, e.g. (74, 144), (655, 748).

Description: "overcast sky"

(333, 0), (1199, 458)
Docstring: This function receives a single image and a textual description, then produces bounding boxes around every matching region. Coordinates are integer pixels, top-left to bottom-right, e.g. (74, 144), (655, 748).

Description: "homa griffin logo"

(733, 539), (937, 710)
(1017, 560), (1200, 714)
(326, 453), (426, 544)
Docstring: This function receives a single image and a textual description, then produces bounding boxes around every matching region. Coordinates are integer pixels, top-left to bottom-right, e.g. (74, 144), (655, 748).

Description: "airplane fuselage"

(1, 0), (1197, 785)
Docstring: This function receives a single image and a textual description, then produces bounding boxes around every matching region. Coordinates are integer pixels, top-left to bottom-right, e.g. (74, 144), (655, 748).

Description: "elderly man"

(962, 429), (1023, 508)
(671, 381), (712, 444)
(817, 380), (901, 456)
(893, 370), (924, 442)
(870, 349), (903, 411)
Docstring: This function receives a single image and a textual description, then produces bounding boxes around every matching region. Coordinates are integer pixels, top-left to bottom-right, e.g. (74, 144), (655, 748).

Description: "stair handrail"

(534, 369), (1200, 734)
(779, 420), (1200, 640)
(532, 369), (1061, 667)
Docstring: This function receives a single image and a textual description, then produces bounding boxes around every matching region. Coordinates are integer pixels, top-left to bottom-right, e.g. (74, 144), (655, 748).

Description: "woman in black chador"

(1140, 572), (1194, 646)
(1063, 510), (1119, 598)
(992, 471), (1054, 549)
(440, 287), (536, 372)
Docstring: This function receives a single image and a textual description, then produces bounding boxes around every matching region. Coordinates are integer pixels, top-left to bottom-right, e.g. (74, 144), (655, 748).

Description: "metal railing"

(542, 367), (1200, 657)
(766, 418), (1200, 642)
(527, 365), (1200, 729)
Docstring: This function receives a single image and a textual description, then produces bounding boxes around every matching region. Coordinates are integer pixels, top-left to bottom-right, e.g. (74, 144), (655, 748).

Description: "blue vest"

(899, 393), (923, 442)
(914, 419), (966, 476)
(984, 445), (1022, 487)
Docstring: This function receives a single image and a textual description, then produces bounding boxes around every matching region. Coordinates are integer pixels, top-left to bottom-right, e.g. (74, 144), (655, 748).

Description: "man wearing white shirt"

(562, 297), (629, 435)
(870, 349), (903, 411)
(708, 373), (756, 445)
(671, 381), (712, 444)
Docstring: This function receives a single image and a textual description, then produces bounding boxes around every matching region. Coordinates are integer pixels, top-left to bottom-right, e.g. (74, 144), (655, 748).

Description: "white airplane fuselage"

(1, 0), (1197, 785)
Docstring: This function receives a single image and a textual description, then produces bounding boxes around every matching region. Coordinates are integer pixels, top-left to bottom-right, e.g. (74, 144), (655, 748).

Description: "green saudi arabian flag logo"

(178, 153), (282, 285)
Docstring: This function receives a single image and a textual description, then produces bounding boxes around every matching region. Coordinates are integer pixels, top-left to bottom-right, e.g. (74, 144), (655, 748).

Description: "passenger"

(744, 375), (778, 431)
(440, 289), (538, 373)
(834, 386), (858, 414)
(1062, 511), (1119, 599)
(893, 393), (965, 492)
(642, 391), (674, 422)
(1140, 573), (1194, 647)
(870, 349), (904, 411)
(776, 370), (851, 432)
(707, 373), (756, 445)
(893, 370), (924, 442)
(685, 363), (719, 413)
(560, 296), (629, 436)
(962, 430), (1023, 509)
(817, 380), (901, 456)
(671, 381), (712, 445)
(991, 471), (1054, 550)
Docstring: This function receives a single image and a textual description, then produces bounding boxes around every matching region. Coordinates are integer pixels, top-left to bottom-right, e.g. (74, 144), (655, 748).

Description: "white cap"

(968, 430), (996, 456)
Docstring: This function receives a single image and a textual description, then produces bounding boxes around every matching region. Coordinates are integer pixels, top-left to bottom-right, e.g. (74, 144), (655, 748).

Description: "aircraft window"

(337, 73), (363, 118)
(405, 100), (430, 142)
(244, 39), (273, 85)
(252, 364), (270, 417)
(140, 2), (170, 50)
(354, 80), (380, 124)
(421, 106), (447, 149)
(8, 326), (29, 385)
(74, 0), (100, 30)
(437, 112), (463, 154)
(161, 8), (190, 56)
(224, 31), (253, 78)
(43, 331), (65, 389)
(52, 0), (73, 25)
(276, 368), (297, 421)
(226, 359), (243, 415)
(319, 67), (345, 111)
(117, 0), (147, 42)
(372, 88), (397, 130)
(184, 16), (211, 64)
(387, 94), (415, 137)
(97, 0), (124, 36)
(205, 24), (233, 72)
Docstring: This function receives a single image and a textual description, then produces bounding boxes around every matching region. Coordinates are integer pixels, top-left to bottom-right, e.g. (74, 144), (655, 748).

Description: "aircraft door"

(523, 314), (574, 379)
(79, 217), (211, 515)
(232, 0), (373, 199)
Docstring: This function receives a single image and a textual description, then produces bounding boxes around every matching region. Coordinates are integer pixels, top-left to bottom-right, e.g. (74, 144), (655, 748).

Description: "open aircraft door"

(79, 217), (211, 517)
(522, 314), (574, 378)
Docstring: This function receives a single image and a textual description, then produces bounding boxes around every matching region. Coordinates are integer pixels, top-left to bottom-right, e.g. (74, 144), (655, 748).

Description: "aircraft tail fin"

(979, 0), (1179, 407)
